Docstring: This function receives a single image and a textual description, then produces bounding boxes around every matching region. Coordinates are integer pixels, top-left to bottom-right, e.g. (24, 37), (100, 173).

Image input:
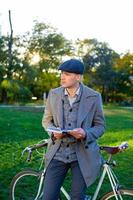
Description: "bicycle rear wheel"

(10, 169), (43, 200)
(100, 189), (133, 200)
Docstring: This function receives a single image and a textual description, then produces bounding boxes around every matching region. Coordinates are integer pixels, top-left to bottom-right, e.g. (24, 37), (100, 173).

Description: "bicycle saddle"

(100, 142), (128, 154)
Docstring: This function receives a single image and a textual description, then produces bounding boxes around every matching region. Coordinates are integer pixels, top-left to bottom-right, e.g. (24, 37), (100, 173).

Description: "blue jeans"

(42, 159), (87, 200)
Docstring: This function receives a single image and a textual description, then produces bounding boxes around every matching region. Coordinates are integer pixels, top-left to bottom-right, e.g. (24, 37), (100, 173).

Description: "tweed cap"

(58, 59), (84, 74)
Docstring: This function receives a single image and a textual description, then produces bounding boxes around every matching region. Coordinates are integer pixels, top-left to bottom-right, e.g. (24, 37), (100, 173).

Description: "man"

(42, 59), (105, 200)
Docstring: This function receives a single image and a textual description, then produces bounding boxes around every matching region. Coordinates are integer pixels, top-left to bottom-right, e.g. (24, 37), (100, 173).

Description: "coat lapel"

(55, 88), (64, 129)
(77, 84), (97, 127)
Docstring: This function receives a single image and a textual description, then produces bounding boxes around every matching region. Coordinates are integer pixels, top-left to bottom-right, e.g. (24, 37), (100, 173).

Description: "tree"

(113, 52), (133, 104)
(0, 34), (34, 103)
(24, 20), (73, 97)
(27, 20), (73, 71)
(80, 39), (119, 103)
(0, 36), (7, 82)
(0, 20), (74, 103)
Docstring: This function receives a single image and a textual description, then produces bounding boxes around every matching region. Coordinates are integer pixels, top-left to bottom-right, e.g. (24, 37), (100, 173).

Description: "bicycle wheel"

(100, 189), (133, 200)
(10, 170), (43, 200)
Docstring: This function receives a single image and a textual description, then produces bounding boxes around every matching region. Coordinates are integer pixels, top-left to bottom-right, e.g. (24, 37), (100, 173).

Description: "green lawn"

(0, 105), (133, 199)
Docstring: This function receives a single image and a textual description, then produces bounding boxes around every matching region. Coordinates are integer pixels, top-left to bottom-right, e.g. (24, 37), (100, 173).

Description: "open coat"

(42, 83), (105, 187)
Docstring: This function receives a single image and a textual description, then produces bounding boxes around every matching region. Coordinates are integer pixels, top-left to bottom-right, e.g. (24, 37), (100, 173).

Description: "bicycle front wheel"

(10, 169), (43, 200)
(101, 189), (133, 200)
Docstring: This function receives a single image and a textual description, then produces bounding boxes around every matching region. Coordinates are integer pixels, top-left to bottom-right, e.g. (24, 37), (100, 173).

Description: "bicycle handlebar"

(21, 139), (48, 162)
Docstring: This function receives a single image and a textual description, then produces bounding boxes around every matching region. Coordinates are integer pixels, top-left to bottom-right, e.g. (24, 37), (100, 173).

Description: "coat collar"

(53, 83), (98, 98)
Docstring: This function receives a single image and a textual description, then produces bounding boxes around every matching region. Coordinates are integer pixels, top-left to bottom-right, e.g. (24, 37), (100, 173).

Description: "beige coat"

(42, 84), (105, 187)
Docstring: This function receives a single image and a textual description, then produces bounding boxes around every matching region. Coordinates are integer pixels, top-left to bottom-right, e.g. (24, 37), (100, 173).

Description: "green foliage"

(19, 20), (73, 99)
(81, 39), (120, 102)
(0, 21), (74, 103)
(27, 20), (73, 71)
(15, 86), (32, 102)
(0, 36), (8, 63)
(0, 21), (133, 104)
(75, 38), (133, 104)
(113, 52), (133, 102)
(33, 72), (60, 98)
(0, 35), (29, 103)
(0, 79), (32, 103)
(0, 106), (133, 199)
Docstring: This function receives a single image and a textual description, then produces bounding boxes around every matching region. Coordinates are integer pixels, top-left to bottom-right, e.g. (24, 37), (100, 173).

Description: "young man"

(42, 59), (105, 200)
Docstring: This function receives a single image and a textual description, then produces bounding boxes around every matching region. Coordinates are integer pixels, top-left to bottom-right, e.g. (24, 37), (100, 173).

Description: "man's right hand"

(53, 132), (64, 139)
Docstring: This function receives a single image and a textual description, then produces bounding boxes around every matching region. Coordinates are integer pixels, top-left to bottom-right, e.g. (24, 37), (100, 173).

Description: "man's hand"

(69, 128), (86, 139)
(53, 132), (64, 139)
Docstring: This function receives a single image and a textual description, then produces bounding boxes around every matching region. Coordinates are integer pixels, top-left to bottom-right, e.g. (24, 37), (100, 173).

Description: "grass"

(0, 105), (133, 199)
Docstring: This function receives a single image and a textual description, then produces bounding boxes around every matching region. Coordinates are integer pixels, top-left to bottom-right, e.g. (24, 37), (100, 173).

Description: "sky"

(0, 0), (133, 54)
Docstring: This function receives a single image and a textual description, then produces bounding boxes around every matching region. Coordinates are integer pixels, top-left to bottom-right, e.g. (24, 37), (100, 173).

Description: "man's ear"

(77, 74), (83, 82)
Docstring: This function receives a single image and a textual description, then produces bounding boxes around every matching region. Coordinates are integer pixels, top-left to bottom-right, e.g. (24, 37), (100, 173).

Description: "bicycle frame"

(92, 162), (121, 200)
(17, 141), (128, 200)
(60, 187), (71, 200)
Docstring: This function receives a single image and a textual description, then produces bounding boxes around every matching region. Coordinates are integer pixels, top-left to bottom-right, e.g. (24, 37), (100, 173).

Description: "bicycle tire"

(10, 169), (62, 200)
(100, 189), (133, 200)
(10, 169), (43, 200)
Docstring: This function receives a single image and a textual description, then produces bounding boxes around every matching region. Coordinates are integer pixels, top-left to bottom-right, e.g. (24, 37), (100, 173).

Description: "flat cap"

(58, 59), (84, 74)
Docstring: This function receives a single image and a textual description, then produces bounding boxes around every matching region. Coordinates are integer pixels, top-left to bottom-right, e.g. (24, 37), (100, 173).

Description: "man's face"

(60, 71), (81, 88)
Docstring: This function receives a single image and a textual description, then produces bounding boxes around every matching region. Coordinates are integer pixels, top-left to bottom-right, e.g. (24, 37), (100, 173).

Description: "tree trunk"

(1, 88), (8, 103)
(1, 10), (13, 103)
(8, 10), (13, 76)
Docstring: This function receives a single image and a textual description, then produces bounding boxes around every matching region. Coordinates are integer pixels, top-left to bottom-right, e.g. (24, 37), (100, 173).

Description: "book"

(47, 127), (73, 134)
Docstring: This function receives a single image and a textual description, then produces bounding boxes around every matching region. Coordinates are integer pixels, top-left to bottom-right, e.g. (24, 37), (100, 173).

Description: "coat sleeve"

(42, 90), (56, 137)
(84, 94), (105, 143)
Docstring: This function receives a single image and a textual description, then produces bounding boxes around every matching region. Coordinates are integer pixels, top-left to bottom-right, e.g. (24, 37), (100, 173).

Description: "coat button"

(85, 145), (88, 149)
(68, 123), (71, 126)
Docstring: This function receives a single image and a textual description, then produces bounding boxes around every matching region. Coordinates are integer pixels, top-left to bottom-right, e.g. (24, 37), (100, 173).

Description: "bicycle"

(10, 140), (133, 200)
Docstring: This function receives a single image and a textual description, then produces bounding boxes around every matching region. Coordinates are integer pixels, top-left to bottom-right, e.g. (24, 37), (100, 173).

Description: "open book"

(47, 127), (73, 134)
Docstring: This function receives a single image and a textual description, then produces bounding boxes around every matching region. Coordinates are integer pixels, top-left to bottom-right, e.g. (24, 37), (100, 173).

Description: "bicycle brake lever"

(27, 149), (32, 162)
(21, 147), (33, 162)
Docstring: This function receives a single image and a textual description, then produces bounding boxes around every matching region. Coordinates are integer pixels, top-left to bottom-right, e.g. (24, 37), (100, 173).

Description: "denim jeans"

(42, 159), (87, 200)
